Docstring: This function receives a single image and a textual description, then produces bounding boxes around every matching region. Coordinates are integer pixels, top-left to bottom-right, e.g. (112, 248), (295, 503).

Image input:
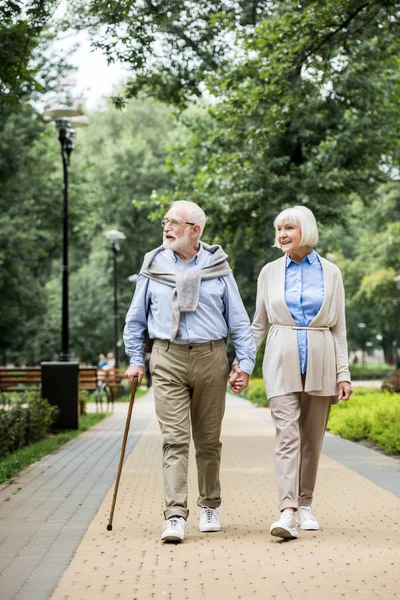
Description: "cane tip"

(107, 524), (112, 531)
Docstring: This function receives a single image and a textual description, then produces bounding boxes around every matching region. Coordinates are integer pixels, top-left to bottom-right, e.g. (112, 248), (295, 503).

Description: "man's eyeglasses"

(161, 218), (196, 228)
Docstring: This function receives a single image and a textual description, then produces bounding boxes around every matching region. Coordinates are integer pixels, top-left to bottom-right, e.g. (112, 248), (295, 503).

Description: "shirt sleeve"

(222, 274), (256, 375)
(123, 275), (150, 367)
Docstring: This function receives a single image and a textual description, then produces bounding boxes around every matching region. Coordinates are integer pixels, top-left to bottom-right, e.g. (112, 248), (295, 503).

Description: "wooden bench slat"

(0, 367), (123, 405)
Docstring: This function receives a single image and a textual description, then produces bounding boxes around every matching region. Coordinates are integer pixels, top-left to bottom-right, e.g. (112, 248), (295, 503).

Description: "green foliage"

(161, 2), (399, 251)
(0, 394), (59, 457)
(0, 1), (71, 115)
(68, 0), (262, 106)
(0, 96), (182, 364)
(241, 377), (268, 407)
(324, 184), (400, 362)
(327, 390), (400, 455)
(0, 412), (108, 483)
(64, 98), (182, 363)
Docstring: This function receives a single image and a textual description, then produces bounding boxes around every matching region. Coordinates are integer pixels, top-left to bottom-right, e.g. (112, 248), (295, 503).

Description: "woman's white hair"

(171, 200), (207, 235)
(273, 205), (319, 248)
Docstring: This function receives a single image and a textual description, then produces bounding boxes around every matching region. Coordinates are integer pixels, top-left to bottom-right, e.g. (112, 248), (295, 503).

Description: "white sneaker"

(199, 507), (221, 532)
(270, 510), (299, 539)
(296, 506), (320, 530)
(161, 517), (186, 542)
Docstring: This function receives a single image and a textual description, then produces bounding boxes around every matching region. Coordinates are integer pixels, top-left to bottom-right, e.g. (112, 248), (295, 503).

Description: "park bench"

(96, 368), (124, 403)
(0, 366), (122, 411)
(0, 367), (42, 395)
(79, 366), (123, 411)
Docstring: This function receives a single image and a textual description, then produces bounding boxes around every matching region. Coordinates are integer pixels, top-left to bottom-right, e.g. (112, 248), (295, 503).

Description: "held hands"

(338, 381), (353, 401)
(125, 365), (144, 385)
(229, 364), (250, 395)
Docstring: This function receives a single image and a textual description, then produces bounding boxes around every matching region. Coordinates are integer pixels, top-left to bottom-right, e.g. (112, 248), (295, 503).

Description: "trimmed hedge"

(240, 381), (399, 456)
(0, 394), (59, 457)
(327, 389), (400, 455)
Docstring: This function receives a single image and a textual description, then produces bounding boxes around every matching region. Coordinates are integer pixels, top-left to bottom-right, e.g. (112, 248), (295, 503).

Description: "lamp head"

(105, 229), (126, 243)
(43, 103), (83, 119)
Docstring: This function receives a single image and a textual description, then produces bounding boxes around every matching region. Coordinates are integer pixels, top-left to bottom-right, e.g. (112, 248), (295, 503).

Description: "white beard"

(163, 228), (191, 251)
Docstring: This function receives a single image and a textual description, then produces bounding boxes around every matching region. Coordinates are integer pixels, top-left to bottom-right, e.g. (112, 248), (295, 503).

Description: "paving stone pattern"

(46, 393), (399, 600)
(0, 402), (150, 600)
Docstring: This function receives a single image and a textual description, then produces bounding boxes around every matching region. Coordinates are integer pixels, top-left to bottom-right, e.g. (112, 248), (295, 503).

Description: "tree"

(325, 184), (400, 362)
(34, 97), (185, 364)
(67, 0), (268, 106)
(0, 0), (63, 115)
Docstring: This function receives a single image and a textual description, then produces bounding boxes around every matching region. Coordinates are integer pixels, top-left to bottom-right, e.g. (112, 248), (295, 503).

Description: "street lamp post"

(358, 322), (367, 364)
(43, 103), (88, 360)
(39, 103), (88, 429)
(105, 229), (126, 368)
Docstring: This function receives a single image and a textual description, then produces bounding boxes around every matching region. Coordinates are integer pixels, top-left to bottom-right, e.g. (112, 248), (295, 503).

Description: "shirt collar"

(167, 243), (203, 265)
(286, 249), (317, 266)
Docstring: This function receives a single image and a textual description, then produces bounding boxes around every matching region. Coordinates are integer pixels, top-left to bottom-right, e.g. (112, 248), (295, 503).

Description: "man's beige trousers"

(269, 386), (332, 511)
(150, 339), (229, 519)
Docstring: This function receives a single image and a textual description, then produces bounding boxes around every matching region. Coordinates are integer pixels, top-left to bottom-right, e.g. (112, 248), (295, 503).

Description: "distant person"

(105, 352), (116, 370)
(97, 353), (107, 369)
(231, 205), (353, 540)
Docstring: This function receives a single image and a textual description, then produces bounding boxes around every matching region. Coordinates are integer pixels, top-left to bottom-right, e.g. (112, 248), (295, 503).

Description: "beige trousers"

(150, 339), (229, 519)
(269, 383), (332, 511)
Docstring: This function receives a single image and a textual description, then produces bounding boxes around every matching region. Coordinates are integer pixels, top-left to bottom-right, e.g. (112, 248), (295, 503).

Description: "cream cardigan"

(252, 253), (351, 400)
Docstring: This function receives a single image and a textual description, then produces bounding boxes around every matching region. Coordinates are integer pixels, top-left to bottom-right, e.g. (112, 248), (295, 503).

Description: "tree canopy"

(0, 0), (399, 365)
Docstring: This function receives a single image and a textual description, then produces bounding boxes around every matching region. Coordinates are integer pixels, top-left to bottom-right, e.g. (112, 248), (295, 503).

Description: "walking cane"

(107, 376), (138, 531)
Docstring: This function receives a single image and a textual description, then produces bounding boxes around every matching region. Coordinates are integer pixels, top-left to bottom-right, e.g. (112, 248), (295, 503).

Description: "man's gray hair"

(171, 201), (207, 236)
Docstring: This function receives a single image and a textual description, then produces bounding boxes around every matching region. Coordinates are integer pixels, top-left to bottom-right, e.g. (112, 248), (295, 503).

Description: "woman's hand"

(229, 364), (249, 394)
(338, 381), (353, 401)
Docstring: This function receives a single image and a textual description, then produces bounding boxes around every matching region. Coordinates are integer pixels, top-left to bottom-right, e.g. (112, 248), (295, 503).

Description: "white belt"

(272, 324), (329, 331)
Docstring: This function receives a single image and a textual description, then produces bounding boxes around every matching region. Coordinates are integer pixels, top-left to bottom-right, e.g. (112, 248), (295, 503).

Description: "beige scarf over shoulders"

(252, 254), (351, 399)
(140, 242), (232, 340)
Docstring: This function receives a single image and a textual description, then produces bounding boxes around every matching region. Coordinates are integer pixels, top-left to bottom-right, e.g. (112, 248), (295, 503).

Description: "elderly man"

(124, 200), (255, 543)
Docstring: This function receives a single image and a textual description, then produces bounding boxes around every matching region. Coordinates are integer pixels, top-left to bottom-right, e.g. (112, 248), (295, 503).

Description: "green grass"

(113, 387), (149, 401)
(0, 412), (109, 485)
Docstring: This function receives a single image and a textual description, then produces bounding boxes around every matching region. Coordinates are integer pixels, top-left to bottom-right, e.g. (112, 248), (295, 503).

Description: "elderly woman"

(231, 205), (352, 540)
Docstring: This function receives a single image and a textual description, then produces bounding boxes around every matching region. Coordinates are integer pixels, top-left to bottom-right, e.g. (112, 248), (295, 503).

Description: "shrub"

(0, 394), (58, 457)
(241, 377), (269, 407)
(327, 390), (400, 455)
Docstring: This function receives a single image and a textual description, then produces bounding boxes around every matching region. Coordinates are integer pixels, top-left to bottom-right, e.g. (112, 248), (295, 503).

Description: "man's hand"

(338, 381), (353, 401)
(125, 365), (144, 385)
(229, 364), (249, 395)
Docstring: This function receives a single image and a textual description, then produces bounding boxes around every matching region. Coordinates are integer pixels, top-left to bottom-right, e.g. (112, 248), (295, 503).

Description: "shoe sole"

(296, 520), (320, 531)
(270, 526), (298, 539)
(161, 535), (184, 543)
(199, 525), (221, 532)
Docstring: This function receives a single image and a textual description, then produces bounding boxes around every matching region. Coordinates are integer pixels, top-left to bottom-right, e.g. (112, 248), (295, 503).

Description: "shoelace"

(300, 507), (316, 520)
(202, 508), (215, 523)
(168, 518), (181, 529)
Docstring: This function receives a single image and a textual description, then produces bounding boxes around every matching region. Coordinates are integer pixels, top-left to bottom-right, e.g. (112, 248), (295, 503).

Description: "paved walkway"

(1, 390), (399, 600)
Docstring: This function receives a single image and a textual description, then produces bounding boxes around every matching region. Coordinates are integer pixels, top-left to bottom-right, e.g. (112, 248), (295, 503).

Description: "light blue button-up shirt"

(124, 245), (256, 374)
(285, 250), (324, 373)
